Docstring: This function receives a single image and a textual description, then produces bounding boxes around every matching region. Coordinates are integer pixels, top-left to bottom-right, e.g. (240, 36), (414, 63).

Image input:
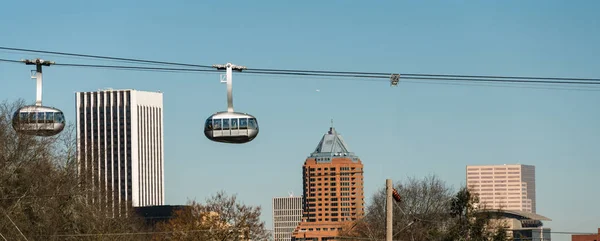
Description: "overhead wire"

(0, 46), (213, 69)
(250, 67), (600, 82)
(26, 229), (598, 239)
(53, 62), (600, 86)
(5, 57), (599, 91)
(2, 58), (600, 88)
(230, 72), (600, 92)
(0, 59), (21, 64)
(1, 46), (600, 86)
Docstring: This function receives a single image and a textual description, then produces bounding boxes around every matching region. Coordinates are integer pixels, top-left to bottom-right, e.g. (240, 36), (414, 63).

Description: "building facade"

(571, 228), (600, 241)
(76, 89), (165, 214)
(466, 164), (536, 213)
(484, 209), (551, 241)
(273, 195), (303, 241)
(292, 126), (365, 241)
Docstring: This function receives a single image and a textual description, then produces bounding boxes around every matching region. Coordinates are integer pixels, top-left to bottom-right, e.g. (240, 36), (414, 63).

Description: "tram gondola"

(204, 111), (259, 144)
(11, 58), (65, 137)
(204, 62), (259, 144)
(12, 105), (66, 136)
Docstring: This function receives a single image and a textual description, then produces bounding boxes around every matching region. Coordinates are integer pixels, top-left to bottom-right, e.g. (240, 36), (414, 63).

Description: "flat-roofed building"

(273, 194), (303, 241)
(466, 164), (535, 213)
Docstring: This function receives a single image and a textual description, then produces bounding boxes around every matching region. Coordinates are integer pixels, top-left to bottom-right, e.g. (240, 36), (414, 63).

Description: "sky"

(1, 0), (599, 240)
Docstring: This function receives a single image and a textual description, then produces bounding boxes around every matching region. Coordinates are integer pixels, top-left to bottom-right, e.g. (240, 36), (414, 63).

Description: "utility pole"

(386, 179), (393, 241)
(22, 58), (54, 106)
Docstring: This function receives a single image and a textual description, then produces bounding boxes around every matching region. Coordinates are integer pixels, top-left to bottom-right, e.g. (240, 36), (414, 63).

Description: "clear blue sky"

(1, 1), (599, 240)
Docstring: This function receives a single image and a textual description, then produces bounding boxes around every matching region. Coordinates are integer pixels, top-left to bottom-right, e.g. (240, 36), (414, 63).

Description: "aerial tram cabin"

(12, 105), (66, 136)
(204, 111), (259, 144)
(11, 58), (66, 137)
(205, 62), (259, 144)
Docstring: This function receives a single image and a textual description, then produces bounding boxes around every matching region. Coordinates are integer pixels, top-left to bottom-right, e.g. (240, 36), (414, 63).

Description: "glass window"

(231, 118), (238, 129)
(222, 119), (229, 130)
(239, 118), (248, 130)
(37, 112), (44, 122)
(56, 113), (65, 123)
(213, 119), (222, 130)
(20, 113), (28, 122)
(204, 118), (213, 131)
(46, 112), (54, 123)
(248, 118), (257, 129)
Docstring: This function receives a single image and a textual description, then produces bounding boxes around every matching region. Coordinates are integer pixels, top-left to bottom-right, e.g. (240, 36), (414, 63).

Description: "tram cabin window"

(207, 118), (256, 131)
(213, 119), (222, 130)
(231, 118), (238, 129)
(239, 118), (248, 129)
(222, 119), (229, 130)
(248, 118), (257, 129)
(205, 119), (213, 131)
(56, 113), (65, 123)
(17, 112), (65, 124)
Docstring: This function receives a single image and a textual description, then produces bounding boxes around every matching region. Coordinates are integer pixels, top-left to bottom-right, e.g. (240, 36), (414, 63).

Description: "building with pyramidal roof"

(291, 125), (365, 241)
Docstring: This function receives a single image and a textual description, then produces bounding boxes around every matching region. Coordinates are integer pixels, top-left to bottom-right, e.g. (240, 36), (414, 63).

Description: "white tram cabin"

(12, 105), (66, 137)
(204, 111), (259, 144)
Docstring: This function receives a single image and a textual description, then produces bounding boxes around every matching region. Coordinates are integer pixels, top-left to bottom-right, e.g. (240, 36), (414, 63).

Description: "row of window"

(80, 91), (130, 107)
(204, 118), (258, 131)
(14, 112), (66, 124)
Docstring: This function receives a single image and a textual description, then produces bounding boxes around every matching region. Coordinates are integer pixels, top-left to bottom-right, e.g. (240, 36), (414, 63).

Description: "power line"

(33, 228), (276, 238)
(28, 230), (597, 239)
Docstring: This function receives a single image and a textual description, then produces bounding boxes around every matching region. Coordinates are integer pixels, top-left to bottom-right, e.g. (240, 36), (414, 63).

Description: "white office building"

(76, 89), (164, 214)
(272, 194), (303, 241)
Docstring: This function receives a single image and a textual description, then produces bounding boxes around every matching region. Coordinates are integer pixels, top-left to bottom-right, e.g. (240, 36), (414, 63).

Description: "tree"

(153, 191), (269, 241)
(340, 175), (512, 241)
(340, 174), (455, 240)
(442, 186), (512, 241)
(0, 99), (147, 241)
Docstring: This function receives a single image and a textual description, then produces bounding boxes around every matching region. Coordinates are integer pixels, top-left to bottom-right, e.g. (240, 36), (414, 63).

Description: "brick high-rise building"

(466, 164), (536, 213)
(291, 126), (365, 241)
(571, 228), (600, 241)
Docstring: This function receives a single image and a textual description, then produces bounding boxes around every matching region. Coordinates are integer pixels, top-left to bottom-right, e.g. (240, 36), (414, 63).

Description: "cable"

(2, 46), (600, 83)
(400, 76), (600, 85)
(0, 59), (21, 64)
(0, 46), (213, 69)
(3, 211), (29, 241)
(251, 67), (600, 82)
(54, 63), (221, 73)
(402, 80), (600, 92)
(31, 230), (596, 239)
(401, 73), (600, 82)
(52, 62), (600, 86)
(2, 56), (600, 88)
(33, 228), (276, 238)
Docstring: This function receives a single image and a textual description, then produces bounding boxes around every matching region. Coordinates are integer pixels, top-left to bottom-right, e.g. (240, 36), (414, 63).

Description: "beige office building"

(273, 195), (303, 241)
(466, 164), (536, 213)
